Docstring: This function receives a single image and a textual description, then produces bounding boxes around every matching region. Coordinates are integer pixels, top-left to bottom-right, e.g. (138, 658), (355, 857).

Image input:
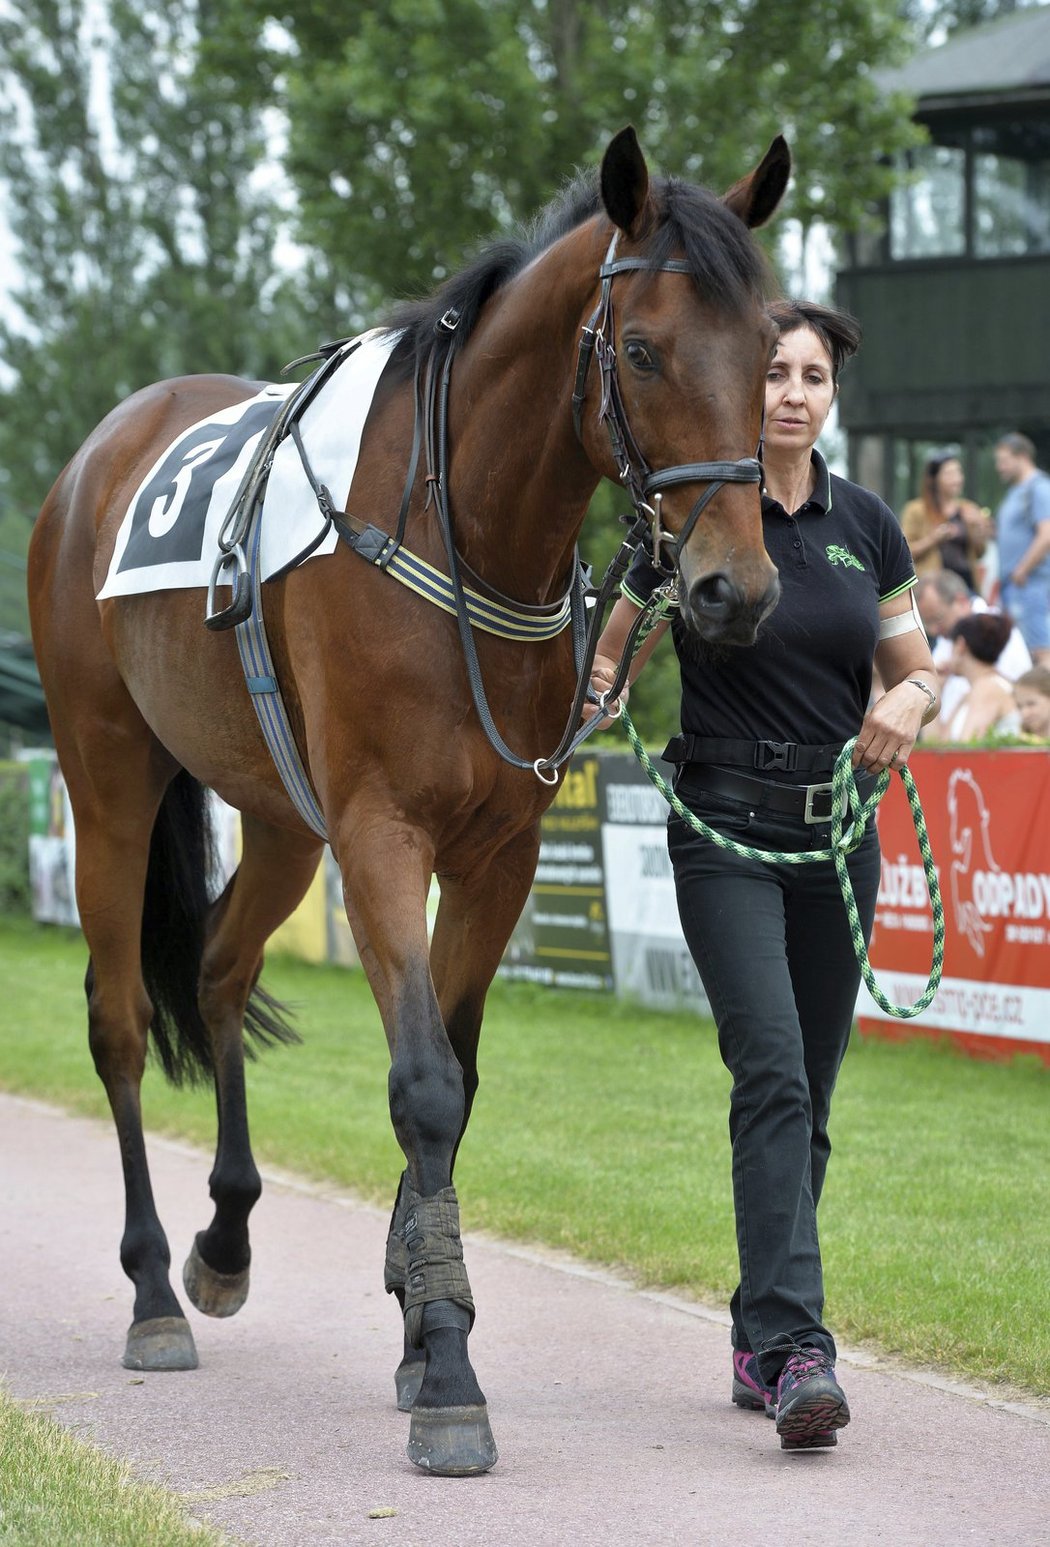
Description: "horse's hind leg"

(183, 814), (323, 1318)
(61, 731), (202, 1370)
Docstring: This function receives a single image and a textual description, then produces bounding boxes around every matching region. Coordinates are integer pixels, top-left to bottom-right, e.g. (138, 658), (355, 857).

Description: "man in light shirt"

(995, 432), (1050, 667)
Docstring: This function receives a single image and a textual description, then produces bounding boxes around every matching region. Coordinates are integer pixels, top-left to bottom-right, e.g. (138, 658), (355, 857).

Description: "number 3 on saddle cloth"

(96, 330), (400, 603)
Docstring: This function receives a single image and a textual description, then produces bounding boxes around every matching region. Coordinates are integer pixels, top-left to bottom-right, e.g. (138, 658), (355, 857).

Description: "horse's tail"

(142, 770), (299, 1087)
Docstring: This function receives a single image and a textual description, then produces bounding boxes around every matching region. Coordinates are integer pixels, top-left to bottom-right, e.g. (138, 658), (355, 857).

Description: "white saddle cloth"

(97, 329), (399, 599)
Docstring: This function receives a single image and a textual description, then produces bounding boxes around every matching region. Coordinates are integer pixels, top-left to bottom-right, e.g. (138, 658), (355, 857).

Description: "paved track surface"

(2, 1093), (1047, 1546)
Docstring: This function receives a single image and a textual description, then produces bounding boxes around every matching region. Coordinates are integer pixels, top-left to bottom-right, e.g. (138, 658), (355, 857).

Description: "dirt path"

(2, 1093), (1047, 1546)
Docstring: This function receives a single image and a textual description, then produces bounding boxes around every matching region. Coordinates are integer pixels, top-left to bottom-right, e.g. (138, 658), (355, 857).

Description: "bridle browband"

(572, 233), (763, 575)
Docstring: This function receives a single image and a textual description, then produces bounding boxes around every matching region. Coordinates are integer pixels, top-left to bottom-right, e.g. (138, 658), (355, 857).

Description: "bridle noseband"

(571, 233), (763, 575)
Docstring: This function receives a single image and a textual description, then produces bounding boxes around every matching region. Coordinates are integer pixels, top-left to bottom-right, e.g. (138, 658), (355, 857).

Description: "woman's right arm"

(584, 595), (670, 720)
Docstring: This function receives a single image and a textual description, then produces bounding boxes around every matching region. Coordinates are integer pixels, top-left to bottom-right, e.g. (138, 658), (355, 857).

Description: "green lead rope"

(618, 709), (945, 1019)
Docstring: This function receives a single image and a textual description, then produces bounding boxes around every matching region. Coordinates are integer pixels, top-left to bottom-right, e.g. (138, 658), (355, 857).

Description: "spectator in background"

(995, 433), (1050, 667)
(1013, 666), (1050, 742)
(935, 612), (1020, 742)
(915, 572), (1031, 734)
(900, 450), (989, 592)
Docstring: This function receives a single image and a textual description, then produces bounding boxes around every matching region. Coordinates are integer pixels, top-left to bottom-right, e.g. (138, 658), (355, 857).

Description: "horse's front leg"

(184, 816), (324, 1318)
(341, 823), (536, 1475)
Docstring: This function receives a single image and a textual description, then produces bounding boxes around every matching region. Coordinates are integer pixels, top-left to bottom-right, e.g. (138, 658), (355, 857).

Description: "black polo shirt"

(622, 451), (915, 775)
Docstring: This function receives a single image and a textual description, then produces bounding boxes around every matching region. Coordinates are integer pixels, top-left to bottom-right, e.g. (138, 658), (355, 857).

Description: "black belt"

(676, 762), (875, 825)
(663, 734), (844, 775)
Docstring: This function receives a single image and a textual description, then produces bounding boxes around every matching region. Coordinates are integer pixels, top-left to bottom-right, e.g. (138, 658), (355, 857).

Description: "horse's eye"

(623, 339), (655, 373)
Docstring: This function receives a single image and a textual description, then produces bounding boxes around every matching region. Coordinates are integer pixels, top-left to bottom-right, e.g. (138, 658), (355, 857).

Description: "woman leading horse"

(28, 127), (788, 1475)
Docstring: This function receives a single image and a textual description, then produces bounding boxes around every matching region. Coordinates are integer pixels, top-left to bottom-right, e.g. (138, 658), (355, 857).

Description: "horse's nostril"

(691, 573), (739, 619)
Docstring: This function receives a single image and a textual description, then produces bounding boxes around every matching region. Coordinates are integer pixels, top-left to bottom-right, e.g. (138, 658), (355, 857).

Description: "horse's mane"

(379, 168), (770, 377)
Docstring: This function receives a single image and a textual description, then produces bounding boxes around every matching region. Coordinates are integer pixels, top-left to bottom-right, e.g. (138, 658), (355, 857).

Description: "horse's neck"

(445, 229), (606, 605)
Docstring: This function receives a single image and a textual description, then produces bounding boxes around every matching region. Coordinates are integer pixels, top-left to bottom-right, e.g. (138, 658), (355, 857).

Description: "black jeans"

(667, 771), (881, 1390)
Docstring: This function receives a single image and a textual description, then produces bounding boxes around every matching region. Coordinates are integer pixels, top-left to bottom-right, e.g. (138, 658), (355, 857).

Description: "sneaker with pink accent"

(774, 1346), (850, 1451)
(731, 1350), (775, 1417)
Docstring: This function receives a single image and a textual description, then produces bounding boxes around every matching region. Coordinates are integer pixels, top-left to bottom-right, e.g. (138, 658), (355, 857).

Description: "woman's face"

(764, 326), (836, 456)
(935, 458), (964, 500)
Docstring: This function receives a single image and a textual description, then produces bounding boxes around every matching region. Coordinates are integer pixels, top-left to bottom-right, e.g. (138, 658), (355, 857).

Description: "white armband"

(879, 589), (925, 641)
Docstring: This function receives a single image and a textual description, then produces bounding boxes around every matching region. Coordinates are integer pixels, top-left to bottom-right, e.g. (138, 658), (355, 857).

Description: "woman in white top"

(939, 611), (1020, 741)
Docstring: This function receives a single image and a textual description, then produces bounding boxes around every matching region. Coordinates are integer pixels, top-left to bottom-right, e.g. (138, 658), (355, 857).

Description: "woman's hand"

(852, 681), (930, 773)
(582, 655), (629, 724)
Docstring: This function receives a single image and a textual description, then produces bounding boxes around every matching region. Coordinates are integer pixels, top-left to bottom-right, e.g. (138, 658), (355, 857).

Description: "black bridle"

(571, 233), (763, 575)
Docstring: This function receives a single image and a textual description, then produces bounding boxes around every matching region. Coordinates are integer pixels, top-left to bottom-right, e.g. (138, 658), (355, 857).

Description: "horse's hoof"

(122, 1316), (199, 1371)
(395, 1357), (425, 1412)
(182, 1237), (250, 1318)
(406, 1403), (498, 1476)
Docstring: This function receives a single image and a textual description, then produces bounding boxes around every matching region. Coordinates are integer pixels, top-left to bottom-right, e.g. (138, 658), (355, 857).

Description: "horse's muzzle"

(682, 570), (781, 645)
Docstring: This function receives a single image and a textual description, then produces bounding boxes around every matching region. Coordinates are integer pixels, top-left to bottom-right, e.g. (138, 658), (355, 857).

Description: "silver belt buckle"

(803, 781), (835, 824)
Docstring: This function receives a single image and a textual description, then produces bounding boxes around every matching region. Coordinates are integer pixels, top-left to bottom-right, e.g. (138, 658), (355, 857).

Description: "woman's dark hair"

(765, 299), (862, 384)
(950, 611), (1013, 665)
(921, 447), (962, 516)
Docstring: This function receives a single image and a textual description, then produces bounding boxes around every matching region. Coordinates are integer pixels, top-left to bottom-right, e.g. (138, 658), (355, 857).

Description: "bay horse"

(28, 127), (788, 1475)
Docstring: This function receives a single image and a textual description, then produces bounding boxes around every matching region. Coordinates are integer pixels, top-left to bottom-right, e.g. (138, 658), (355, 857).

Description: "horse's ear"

(722, 136), (791, 229)
(600, 126), (653, 238)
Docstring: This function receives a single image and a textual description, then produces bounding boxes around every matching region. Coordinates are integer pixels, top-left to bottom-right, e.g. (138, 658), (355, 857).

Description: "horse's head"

(579, 127), (788, 645)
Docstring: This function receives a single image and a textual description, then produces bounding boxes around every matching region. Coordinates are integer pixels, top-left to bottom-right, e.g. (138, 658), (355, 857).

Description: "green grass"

(1, 915), (1048, 1399)
(0, 1389), (231, 1546)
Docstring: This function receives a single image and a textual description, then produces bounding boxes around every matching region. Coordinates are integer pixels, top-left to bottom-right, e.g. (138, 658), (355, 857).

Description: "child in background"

(1013, 667), (1050, 741)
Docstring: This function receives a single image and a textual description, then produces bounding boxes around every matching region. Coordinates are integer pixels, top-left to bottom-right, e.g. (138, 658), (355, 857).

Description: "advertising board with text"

(500, 749), (710, 1013)
(856, 748), (1050, 1063)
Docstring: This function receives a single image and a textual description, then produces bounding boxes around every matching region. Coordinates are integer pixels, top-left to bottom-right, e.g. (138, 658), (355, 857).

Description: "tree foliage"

(272, 0), (922, 325)
(0, 0), (307, 528)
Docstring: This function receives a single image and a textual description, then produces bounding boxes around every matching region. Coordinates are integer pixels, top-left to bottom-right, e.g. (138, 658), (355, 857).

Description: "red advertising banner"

(857, 747), (1050, 1064)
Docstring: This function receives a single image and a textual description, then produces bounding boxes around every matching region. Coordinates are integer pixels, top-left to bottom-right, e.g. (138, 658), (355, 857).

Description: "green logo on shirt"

(826, 544), (865, 571)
